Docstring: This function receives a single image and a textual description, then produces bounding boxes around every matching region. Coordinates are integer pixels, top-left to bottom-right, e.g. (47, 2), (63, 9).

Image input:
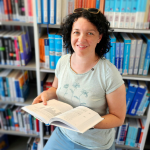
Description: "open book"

(21, 99), (104, 133)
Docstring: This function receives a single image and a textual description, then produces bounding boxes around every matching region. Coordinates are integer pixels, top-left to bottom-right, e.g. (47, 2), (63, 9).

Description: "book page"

(52, 106), (104, 133)
(21, 99), (73, 124)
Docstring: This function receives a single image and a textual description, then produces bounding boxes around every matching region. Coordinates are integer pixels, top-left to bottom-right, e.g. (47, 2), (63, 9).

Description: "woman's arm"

(94, 84), (126, 129)
(32, 76), (58, 105)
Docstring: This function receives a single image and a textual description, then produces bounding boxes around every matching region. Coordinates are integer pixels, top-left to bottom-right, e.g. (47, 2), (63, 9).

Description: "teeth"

(79, 45), (86, 48)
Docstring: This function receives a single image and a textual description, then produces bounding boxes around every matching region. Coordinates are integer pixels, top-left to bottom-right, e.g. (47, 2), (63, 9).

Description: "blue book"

(96, 0), (100, 9)
(126, 80), (138, 113)
(29, 114), (33, 134)
(6, 77), (10, 101)
(42, 0), (49, 24)
(120, 33), (131, 75)
(55, 33), (62, 67)
(128, 81), (147, 115)
(44, 38), (50, 69)
(115, 39), (120, 70)
(109, 33), (116, 65)
(104, 0), (110, 21)
(49, 0), (56, 25)
(48, 31), (56, 69)
(118, 36), (124, 74)
(135, 122), (142, 147)
(14, 80), (21, 102)
(36, 0), (43, 24)
(141, 34), (150, 76)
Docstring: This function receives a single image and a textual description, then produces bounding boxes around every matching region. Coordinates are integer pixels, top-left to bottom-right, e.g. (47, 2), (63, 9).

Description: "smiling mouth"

(77, 45), (87, 48)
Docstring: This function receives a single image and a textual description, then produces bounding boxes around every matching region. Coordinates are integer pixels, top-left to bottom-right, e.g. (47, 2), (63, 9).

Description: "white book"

(43, 0), (48, 23)
(61, 0), (68, 22)
(127, 33), (137, 75)
(56, 0), (62, 24)
(134, 0), (141, 29)
(133, 34), (143, 74)
(22, 99), (104, 133)
(24, 0), (29, 22)
(119, 0), (127, 28)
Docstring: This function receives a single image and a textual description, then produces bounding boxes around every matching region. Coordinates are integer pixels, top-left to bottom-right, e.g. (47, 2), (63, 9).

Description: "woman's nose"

(78, 34), (86, 42)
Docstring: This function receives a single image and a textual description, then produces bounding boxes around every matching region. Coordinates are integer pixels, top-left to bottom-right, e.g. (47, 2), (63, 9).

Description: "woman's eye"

(88, 32), (93, 35)
(74, 32), (79, 34)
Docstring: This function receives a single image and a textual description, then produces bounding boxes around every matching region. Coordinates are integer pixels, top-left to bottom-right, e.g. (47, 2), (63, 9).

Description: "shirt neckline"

(68, 54), (101, 75)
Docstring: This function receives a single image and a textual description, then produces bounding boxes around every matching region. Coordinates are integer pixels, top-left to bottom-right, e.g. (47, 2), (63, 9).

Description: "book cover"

(128, 81), (147, 115)
(49, 0), (56, 25)
(120, 33), (131, 75)
(138, 40), (147, 75)
(132, 34), (143, 75)
(127, 33), (137, 75)
(126, 80), (138, 113)
(141, 34), (150, 76)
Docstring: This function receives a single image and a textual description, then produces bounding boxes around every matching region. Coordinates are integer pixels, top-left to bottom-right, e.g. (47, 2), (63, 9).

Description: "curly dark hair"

(60, 9), (111, 58)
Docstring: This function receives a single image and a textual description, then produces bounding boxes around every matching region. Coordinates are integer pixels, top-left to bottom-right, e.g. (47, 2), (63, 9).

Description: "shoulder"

(57, 54), (70, 67)
(99, 58), (119, 73)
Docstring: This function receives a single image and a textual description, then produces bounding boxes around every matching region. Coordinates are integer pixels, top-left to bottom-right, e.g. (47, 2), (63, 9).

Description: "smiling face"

(71, 17), (102, 57)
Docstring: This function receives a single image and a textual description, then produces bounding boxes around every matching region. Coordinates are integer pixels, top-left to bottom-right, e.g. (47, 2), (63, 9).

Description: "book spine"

(126, 82), (138, 113)
(14, 37), (21, 66)
(115, 42), (120, 70)
(104, 0), (110, 21)
(42, 0), (48, 24)
(3, 37), (10, 65)
(138, 43), (147, 75)
(128, 38), (136, 75)
(128, 86), (147, 115)
(119, 42), (124, 74)
(141, 97), (150, 116)
(50, 0), (56, 25)
(15, 0), (19, 21)
(123, 41), (131, 75)
(3, 0), (9, 20)
(8, 37), (14, 65)
(96, 0), (100, 9)
(124, 0), (132, 28)
(7, 0), (13, 20)
(13, 109), (19, 131)
(55, 35), (62, 67)
(36, 0), (42, 24)
(8, 78), (13, 101)
(0, 37), (6, 65)
(6, 77), (10, 101)
(109, 0), (115, 27)
(49, 34), (55, 69)
(24, 0), (28, 22)
(43, 39), (49, 69)
(14, 80), (20, 102)
(133, 39), (143, 75)
(56, 0), (62, 24)
(11, 36), (16, 66)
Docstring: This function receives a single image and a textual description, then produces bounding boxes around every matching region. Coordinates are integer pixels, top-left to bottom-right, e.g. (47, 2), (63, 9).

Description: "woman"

(33, 8), (126, 150)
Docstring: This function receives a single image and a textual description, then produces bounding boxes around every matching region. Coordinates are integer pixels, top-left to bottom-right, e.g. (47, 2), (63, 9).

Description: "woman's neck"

(70, 53), (100, 74)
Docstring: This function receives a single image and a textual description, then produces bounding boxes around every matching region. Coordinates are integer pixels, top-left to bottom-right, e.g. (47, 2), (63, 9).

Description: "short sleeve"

(105, 62), (124, 94)
(55, 57), (61, 78)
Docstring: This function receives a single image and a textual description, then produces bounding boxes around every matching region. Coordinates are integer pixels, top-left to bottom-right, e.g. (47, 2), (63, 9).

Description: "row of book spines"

(36, 0), (105, 25)
(105, 0), (149, 29)
(0, 70), (30, 102)
(39, 33), (67, 70)
(0, 30), (32, 66)
(106, 33), (150, 76)
(0, 0), (33, 22)
(125, 80), (150, 116)
(0, 107), (40, 135)
(44, 125), (56, 136)
(115, 118), (145, 148)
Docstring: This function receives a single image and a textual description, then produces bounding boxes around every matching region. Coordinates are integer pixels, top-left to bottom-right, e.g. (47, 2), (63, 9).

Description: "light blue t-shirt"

(55, 54), (124, 150)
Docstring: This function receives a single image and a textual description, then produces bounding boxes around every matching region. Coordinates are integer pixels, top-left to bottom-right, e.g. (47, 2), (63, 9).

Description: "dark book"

(11, 0), (16, 20)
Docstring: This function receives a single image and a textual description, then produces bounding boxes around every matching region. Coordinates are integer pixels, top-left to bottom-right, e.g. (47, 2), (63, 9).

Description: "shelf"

(115, 144), (139, 150)
(0, 58), (36, 71)
(110, 28), (150, 33)
(122, 73), (150, 81)
(40, 68), (55, 73)
(40, 24), (61, 28)
(126, 114), (147, 119)
(0, 85), (37, 106)
(43, 135), (50, 140)
(0, 21), (33, 26)
(0, 129), (38, 137)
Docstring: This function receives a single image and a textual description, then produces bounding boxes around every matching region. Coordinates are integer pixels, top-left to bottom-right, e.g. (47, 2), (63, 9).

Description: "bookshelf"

(0, 0), (150, 150)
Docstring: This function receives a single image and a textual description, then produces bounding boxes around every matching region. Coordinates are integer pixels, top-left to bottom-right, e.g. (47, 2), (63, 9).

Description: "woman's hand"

(32, 90), (50, 105)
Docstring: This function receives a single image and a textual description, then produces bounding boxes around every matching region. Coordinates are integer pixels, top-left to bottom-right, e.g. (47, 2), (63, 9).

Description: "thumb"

(41, 94), (47, 105)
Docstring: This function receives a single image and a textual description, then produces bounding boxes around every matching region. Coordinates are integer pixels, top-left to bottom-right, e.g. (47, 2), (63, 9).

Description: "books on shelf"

(0, 0), (33, 22)
(21, 99), (104, 133)
(0, 104), (40, 135)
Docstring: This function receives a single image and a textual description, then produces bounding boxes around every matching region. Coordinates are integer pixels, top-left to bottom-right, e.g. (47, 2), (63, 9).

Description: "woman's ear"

(98, 34), (103, 43)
